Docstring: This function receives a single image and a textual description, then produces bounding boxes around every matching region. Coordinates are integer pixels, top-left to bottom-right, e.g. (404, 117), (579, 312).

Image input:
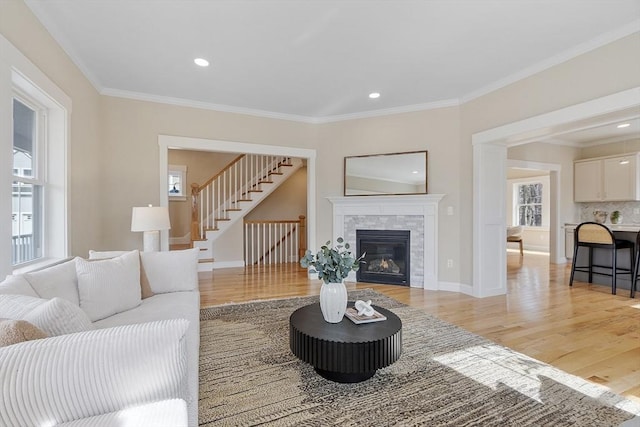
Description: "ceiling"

(24, 0), (640, 123)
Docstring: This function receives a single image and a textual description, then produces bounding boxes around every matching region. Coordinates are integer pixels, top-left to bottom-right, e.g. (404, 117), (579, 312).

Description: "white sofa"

(0, 248), (200, 427)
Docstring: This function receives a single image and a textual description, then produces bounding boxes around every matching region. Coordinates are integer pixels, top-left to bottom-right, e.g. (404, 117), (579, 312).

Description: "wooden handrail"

(195, 154), (245, 193)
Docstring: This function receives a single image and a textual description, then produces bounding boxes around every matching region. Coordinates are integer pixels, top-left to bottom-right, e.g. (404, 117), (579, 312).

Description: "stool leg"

(612, 248), (617, 295)
(519, 239), (523, 256)
(569, 245), (579, 287)
(632, 248), (639, 299)
(588, 247), (593, 283)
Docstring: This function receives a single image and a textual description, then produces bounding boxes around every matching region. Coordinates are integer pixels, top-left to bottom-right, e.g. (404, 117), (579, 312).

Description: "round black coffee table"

(289, 302), (402, 383)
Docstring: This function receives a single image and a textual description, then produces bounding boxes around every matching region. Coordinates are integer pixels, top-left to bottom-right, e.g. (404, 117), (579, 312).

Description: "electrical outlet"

(447, 259), (453, 268)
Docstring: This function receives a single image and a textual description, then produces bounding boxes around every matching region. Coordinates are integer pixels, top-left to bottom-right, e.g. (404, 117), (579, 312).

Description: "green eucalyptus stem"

(300, 237), (366, 284)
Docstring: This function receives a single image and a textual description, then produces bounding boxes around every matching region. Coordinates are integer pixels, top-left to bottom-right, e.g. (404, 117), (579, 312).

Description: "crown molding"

(314, 99), (460, 123)
(460, 20), (640, 104)
(100, 88), (320, 123)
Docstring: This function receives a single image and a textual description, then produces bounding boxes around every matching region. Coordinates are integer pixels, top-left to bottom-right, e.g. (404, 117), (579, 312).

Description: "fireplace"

(356, 230), (410, 286)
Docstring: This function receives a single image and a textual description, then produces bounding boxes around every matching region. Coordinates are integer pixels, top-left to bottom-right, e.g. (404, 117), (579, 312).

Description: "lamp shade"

(131, 205), (171, 232)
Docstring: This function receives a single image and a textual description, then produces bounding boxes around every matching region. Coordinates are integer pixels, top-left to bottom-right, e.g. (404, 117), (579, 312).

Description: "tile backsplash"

(578, 201), (640, 224)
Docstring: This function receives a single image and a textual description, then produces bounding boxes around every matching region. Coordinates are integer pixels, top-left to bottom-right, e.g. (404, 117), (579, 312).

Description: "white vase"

(319, 281), (348, 323)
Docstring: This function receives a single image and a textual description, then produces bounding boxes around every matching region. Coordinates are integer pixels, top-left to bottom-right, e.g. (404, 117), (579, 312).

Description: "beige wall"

(167, 149), (238, 238)
(2, 0), (639, 289)
(508, 143), (582, 224)
(0, 0), (103, 259)
(459, 32), (640, 285)
(100, 96), (315, 251)
(245, 166), (307, 221)
(579, 138), (640, 159)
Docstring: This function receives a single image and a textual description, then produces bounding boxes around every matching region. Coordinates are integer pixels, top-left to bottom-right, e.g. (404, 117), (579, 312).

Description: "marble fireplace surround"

(329, 195), (444, 289)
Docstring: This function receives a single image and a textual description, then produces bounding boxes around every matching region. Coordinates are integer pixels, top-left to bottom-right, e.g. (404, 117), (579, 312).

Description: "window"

(168, 164), (187, 201)
(1, 35), (71, 276)
(515, 182), (543, 227)
(12, 97), (44, 265)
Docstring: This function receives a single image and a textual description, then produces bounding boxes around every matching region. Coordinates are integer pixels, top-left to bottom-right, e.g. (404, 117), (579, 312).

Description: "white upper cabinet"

(574, 153), (640, 202)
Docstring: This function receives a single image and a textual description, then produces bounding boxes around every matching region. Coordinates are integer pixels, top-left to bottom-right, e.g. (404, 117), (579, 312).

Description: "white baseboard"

(213, 260), (245, 269)
(437, 281), (474, 296)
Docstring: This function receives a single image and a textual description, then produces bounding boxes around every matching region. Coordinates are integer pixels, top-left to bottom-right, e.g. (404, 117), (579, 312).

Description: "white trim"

(438, 281), (474, 296)
(328, 194), (444, 290)
(473, 88), (640, 298)
(316, 99), (460, 123)
(0, 34), (71, 278)
(461, 21), (640, 103)
(158, 135), (316, 255)
(473, 87), (640, 146)
(212, 260), (245, 269)
(103, 88), (319, 124)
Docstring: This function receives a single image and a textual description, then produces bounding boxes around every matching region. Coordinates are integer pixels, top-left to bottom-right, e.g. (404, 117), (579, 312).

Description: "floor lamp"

(131, 205), (171, 252)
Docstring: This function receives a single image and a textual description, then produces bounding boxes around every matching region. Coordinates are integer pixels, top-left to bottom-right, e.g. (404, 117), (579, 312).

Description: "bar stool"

(632, 232), (640, 298)
(569, 222), (635, 295)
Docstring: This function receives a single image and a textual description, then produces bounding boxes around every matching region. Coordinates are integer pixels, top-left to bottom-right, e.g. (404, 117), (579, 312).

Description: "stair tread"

(248, 190), (263, 193)
(233, 199), (253, 202)
(198, 258), (214, 263)
(226, 208), (242, 212)
(203, 227), (219, 231)
(258, 180), (274, 184)
(268, 172), (283, 176)
(215, 218), (231, 221)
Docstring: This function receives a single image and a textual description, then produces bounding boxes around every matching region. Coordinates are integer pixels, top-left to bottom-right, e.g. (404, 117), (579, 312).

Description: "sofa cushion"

(24, 259), (79, 305)
(88, 250), (154, 299)
(0, 319), (47, 348)
(0, 275), (39, 298)
(0, 294), (93, 337)
(23, 297), (94, 336)
(0, 294), (48, 318)
(0, 319), (189, 427)
(75, 250), (142, 322)
(140, 248), (199, 293)
(56, 398), (188, 427)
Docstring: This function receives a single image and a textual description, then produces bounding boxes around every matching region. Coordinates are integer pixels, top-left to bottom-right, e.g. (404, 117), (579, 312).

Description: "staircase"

(189, 154), (303, 271)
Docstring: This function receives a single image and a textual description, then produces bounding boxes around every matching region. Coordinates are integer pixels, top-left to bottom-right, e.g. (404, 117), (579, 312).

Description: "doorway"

(473, 87), (640, 298)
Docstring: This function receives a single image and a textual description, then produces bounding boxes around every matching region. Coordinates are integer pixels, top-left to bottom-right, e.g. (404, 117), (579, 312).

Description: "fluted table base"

(290, 302), (402, 383)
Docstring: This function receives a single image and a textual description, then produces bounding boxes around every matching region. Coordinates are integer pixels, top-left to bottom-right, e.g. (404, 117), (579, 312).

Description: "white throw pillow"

(0, 294), (93, 336)
(88, 250), (128, 260)
(75, 251), (142, 321)
(24, 259), (80, 306)
(140, 248), (199, 293)
(0, 275), (39, 298)
(23, 297), (94, 336)
(0, 294), (46, 319)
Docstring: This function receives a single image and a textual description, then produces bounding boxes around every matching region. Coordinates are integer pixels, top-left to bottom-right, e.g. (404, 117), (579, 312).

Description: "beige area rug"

(198, 290), (640, 426)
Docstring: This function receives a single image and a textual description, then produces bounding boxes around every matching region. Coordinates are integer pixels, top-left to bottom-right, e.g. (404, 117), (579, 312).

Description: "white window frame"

(12, 94), (46, 265)
(0, 34), (71, 277)
(168, 164), (187, 201)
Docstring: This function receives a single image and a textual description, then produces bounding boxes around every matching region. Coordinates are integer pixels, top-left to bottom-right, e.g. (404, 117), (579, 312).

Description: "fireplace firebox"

(356, 230), (410, 286)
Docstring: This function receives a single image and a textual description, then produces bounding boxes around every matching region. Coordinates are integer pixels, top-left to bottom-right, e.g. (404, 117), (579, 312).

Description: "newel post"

(191, 183), (200, 240)
(298, 215), (306, 262)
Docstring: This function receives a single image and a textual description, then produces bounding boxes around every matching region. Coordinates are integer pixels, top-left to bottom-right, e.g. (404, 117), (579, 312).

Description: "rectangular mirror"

(344, 151), (428, 196)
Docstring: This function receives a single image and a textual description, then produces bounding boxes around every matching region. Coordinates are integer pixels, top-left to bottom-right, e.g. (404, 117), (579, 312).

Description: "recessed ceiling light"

(369, 92), (380, 99)
(617, 123), (630, 128)
(412, 170), (419, 174)
(194, 58), (209, 67)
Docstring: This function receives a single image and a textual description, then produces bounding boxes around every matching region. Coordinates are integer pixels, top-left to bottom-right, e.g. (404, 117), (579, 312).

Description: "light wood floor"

(198, 251), (640, 402)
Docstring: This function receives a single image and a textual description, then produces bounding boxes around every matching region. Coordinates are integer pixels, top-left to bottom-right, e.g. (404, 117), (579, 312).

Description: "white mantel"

(328, 194), (444, 289)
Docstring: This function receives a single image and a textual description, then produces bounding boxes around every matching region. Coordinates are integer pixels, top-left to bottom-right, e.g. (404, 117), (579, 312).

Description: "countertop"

(564, 223), (640, 232)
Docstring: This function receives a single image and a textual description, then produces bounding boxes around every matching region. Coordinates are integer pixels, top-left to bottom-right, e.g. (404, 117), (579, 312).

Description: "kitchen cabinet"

(565, 225), (575, 259)
(574, 153), (640, 202)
